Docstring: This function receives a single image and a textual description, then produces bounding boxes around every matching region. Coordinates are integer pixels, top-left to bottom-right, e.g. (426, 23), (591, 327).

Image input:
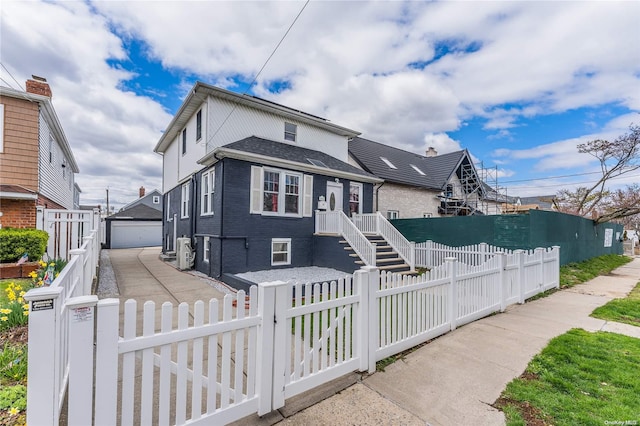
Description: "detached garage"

(105, 204), (162, 249)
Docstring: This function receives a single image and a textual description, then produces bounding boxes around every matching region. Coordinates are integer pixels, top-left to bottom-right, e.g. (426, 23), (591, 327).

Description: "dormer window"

(284, 122), (297, 142)
(380, 157), (397, 169)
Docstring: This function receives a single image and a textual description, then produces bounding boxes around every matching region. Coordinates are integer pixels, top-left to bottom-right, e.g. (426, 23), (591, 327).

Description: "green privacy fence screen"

(391, 209), (623, 266)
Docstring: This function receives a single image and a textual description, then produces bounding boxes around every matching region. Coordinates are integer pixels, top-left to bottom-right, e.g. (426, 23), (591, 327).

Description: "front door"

(326, 181), (343, 212)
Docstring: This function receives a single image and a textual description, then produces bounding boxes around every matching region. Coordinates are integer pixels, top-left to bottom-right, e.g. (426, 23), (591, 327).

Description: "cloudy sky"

(1, 1), (639, 210)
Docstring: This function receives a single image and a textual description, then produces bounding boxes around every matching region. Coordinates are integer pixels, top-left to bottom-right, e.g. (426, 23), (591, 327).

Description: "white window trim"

(262, 167), (303, 218)
(181, 128), (187, 155)
(387, 210), (399, 220)
(153, 196), (160, 204)
(410, 164), (425, 176)
(181, 182), (190, 219)
(423, 212), (433, 218)
(201, 168), (215, 216)
(166, 193), (171, 220)
(271, 238), (291, 266)
(349, 182), (363, 215)
(380, 157), (397, 169)
(203, 236), (210, 262)
(196, 110), (202, 141)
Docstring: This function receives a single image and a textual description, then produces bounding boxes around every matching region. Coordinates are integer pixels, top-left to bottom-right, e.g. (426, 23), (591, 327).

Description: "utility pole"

(106, 188), (110, 216)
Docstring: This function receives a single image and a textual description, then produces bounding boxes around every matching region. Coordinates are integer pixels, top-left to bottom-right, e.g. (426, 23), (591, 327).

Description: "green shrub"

(0, 228), (48, 263)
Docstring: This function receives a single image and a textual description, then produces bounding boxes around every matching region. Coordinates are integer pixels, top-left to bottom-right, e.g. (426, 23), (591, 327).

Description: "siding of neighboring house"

(38, 109), (74, 209)
(376, 182), (441, 218)
(0, 96), (40, 190)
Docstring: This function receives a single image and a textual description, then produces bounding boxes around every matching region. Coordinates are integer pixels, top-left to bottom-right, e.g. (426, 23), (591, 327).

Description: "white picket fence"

(415, 240), (516, 268)
(23, 223), (101, 426)
(36, 207), (101, 261)
(25, 243), (560, 425)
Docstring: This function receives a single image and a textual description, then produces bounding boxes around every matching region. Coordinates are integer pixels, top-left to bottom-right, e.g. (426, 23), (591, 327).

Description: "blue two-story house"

(154, 82), (383, 289)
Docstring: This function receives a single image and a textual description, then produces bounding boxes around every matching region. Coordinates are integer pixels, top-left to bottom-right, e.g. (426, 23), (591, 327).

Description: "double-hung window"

(201, 168), (215, 215)
(271, 238), (291, 266)
(181, 182), (190, 218)
(181, 129), (187, 155)
(284, 122), (297, 142)
(262, 169), (301, 216)
(251, 166), (312, 217)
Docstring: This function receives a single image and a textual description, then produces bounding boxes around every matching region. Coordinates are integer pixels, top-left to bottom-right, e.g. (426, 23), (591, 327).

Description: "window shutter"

(303, 174), (313, 217)
(250, 166), (262, 214)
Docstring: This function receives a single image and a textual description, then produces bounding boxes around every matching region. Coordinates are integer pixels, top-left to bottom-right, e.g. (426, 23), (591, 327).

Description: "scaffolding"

(437, 161), (507, 216)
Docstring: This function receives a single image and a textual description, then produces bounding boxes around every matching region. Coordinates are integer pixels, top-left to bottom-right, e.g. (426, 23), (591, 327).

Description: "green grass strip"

(496, 328), (640, 426)
(591, 281), (640, 327)
(559, 254), (631, 289)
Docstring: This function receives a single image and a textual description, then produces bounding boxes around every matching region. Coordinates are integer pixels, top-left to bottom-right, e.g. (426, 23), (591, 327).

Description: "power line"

(503, 172), (640, 190)
(500, 170), (604, 184)
(0, 62), (26, 91)
(207, 0), (310, 145)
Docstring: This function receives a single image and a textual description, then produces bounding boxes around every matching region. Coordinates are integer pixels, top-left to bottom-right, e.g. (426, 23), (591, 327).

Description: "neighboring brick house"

(0, 77), (79, 228)
(348, 137), (503, 219)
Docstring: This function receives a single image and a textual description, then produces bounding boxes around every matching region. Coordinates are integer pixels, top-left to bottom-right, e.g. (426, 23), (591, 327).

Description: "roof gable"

(108, 203), (162, 220)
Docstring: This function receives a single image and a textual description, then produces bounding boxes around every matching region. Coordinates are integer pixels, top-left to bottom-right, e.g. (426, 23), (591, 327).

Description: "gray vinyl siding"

(38, 110), (74, 209)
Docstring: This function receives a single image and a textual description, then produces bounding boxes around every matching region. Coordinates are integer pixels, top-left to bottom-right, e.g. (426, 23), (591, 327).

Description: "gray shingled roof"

(107, 204), (162, 220)
(221, 136), (378, 179)
(348, 137), (470, 190)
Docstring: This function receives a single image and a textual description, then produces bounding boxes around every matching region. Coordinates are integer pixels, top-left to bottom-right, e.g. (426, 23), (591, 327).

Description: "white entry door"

(326, 181), (343, 212)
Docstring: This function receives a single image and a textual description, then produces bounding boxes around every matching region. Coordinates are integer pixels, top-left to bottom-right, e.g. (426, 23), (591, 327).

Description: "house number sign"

(31, 299), (54, 311)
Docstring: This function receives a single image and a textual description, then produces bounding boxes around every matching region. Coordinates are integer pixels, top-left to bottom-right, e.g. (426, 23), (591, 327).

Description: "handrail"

(316, 210), (376, 266)
(351, 213), (415, 271)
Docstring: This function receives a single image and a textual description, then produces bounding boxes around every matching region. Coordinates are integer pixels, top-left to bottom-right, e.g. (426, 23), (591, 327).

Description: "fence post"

(479, 242), (488, 265)
(535, 247), (545, 291)
(516, 250), (525, 304)
(355, 266), (378, 373)
(36, 205), (45, 230)
(83, 235), (95, 290)
(498, 253), (507, 312)
(67, 295), (98, 426)
(409, 242), (416, 271)
(552, 246), (561, 288)
(23, 286), (64, 426)
(69, 248), (87, 296)
(94, 298), (120, 425)
(426, 240), (433, 268)
(446, 257), (458, 330)
(256, 281), (287, 415)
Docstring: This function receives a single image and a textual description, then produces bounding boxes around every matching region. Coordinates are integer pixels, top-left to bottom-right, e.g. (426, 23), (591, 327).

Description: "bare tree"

(553, 123), (640, 224)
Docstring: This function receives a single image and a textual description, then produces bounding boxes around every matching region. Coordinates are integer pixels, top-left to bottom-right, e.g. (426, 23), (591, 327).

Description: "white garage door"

(111, 221), (162, 249)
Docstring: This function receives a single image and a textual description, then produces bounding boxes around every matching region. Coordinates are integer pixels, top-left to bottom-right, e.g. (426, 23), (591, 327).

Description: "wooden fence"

(25, 244), (559, 425)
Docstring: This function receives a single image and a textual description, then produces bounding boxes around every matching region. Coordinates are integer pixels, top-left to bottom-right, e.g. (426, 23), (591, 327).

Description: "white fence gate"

(36, 207), (101, 261)
(26, 244), (560, 426)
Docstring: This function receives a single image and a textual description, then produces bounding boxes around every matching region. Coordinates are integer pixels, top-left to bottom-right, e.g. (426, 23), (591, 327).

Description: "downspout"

(374, 181), (385, 212)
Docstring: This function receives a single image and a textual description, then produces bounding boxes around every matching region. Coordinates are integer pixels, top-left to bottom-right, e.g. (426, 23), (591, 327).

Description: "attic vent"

(410, 164), (425, 176)
(380, 157), (397, 169)
(307, 158), (328, 168)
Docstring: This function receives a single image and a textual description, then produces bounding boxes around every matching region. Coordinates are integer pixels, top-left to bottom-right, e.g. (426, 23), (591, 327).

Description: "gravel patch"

(96, 249), (119, 298)
(236, 266), (352, 285)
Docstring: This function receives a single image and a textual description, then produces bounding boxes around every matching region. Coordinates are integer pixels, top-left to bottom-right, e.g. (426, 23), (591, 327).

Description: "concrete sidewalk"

(276, 257), (640, 426)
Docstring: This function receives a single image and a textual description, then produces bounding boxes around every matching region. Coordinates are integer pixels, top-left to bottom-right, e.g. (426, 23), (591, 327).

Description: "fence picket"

(234, 292), (246, 406)
(141, 301), (155, 425)
(206, 299), (219, 413)
(159, 302), (172, 426)
(192, 301), (205, 421)
(122, 300), (137, 426)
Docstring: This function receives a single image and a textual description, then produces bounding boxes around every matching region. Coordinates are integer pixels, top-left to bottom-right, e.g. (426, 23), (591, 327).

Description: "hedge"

(0, 228), (49, 263)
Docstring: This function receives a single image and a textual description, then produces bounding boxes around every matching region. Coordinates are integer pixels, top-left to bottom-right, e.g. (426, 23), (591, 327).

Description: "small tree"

(553, 124), (640, 224)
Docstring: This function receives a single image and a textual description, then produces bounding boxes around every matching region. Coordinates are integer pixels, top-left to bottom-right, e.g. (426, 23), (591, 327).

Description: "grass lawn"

(495, 329), (640, 425)
(591, 281), (640, 327)
(559, 254), (631, 289)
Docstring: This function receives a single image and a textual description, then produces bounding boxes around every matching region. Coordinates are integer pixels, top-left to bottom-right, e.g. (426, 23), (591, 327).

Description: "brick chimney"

(139, 186), (145, 198)
(425, 147), (438, 157)
(25, 75), (52, 98)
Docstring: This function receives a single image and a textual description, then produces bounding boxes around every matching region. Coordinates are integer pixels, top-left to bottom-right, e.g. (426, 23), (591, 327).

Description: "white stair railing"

(352, 213), (415, 271)
(316, 210), (376, 266)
